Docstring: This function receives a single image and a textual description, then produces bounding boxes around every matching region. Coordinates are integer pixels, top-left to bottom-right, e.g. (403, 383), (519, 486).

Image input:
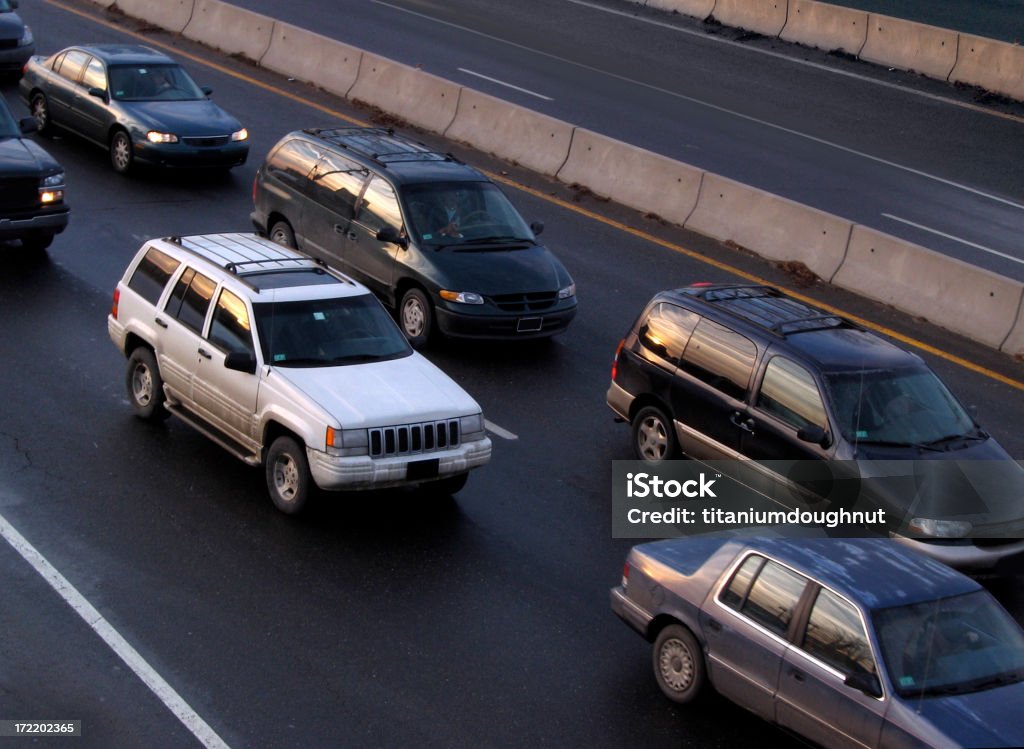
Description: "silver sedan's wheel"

(653, 624), (706, 704)
(265, 436), (312, 514)
(632, 405), (677, 463)
(400, 288), (432, 349)
(110, 130), (133, 174)
(30, 93), (51, 135)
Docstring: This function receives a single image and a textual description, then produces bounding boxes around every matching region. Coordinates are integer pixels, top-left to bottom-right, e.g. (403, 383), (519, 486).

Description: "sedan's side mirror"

(201, 86), (213, 97)
(224, 351), (257, 374)
(18, 117), (37, 134)
(530, 220), (544, 237)
(844, 671), (882, 699)
(797, 424), (831, 449)
(376, 225), (408, 249)
(88, 87), (109, 103)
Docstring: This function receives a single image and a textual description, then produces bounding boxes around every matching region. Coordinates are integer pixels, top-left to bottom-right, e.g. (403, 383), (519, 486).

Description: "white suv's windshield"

(825, 366), (977, 447)
(402, 181), (534, 247)
(253, 295), (412, 366)
(874, 590), (1024, 698)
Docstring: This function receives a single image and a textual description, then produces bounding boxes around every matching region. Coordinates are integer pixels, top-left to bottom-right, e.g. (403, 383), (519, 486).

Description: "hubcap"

(402, 297), (424, 338)
(112, 136), (130, 171)
(32, 98), (46, 128)
(273, 454), (299, 502)
(131, 364), (152, 406)
(659, 638), (694, 692)
(637, 415), (668, 460)
(271, 228), (289, 246)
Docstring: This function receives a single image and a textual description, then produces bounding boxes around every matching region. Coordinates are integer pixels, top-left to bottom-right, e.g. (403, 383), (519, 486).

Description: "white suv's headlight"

(18, 25), (33, 47)
(907, 518), (972, 538)
(460, 413), (485, 439)
(558, 283), (576, 300)
(326, 426), (369, 456)
(440, 290), (484, 305)
(146, 131), (178, 144)
(231, 128), (249, 142)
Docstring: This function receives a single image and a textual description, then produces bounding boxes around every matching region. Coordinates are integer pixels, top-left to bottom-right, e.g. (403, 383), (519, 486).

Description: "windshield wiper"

(922, 431), (989, 448)
(270, 356), (331, 366)
(855, 439), (945, 453)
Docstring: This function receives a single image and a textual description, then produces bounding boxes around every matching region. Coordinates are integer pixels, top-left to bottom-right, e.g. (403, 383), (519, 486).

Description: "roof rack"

(304, 127), (458, 167)
(684, 283), (856, 337)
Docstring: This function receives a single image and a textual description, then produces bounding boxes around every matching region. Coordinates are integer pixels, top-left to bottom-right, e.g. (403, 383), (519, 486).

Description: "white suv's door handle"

(198, 348), (212, 360)
(155, 317), (168, 328)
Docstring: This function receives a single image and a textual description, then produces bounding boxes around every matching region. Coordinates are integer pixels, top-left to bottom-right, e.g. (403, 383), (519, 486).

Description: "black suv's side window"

(127, 247), (180, 306)
(756, 356), (827, 431)
(637, 303), (699, 367)
(165, 268), (216, 335)
(208, 288), (254, 356)
(312, 151), (365, 219)
(267, 139), (320, 194)
(680, 319), (756, 400)
(357, 176), (402, 233)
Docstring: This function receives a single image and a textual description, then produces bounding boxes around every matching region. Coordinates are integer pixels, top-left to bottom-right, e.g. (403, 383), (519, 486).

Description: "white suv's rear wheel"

(266, 436), (312, 514)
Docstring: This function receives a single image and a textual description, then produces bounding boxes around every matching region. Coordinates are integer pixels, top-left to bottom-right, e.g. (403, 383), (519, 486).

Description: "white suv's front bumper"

(307, 436), (492, 491)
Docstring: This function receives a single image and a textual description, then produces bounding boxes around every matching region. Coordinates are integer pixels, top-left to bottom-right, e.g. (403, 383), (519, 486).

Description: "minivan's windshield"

(874, 590), (1024, 698)
(253, 294), (412, 366)
(108, 64), (206, 102)
(825, 366), (977, 447)
(402, 181), (534, 247)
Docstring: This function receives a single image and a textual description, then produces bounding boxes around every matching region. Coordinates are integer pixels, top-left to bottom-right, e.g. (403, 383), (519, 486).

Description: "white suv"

(108, 233), (491, 513)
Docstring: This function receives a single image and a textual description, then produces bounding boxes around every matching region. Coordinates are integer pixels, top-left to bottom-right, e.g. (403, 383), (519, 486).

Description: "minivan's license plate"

(407, 458), (440, 480)
(517, 317), (543, 333)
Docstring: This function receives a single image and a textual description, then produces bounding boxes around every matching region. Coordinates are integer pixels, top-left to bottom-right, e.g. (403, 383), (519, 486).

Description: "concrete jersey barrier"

(949, 34), (1024, 103)
(712, 0), (788, 37)
(182, 0), (274, 63)
(685, 172), (851, 281)
(348, 54), (461, 135)
(646, 0), (715, 17)
(260, 23), (362, 100)
(115, 0), (194, 31)
(780, 0), (867, 56)
(859, 14), (958, 81)
(832, 226), (1024, 350)
(556, 129), (703, 227)
(444, 88), (574, 178)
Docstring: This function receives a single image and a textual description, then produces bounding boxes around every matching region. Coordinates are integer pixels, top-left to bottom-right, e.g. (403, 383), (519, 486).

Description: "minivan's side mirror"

(797, 424), (832, 449)
(377, 225), (408, 249)
(844, 671), (882, 699)
(201, 86), (213, 96)
(18, 117), (37, 134)
(224, 351), (257, 374)
(88, 87), (109, 103)
(530, 221), (544, 237)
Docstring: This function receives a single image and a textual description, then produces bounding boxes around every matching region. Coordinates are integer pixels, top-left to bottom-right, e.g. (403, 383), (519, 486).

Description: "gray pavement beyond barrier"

(86, 0), (1024, 357)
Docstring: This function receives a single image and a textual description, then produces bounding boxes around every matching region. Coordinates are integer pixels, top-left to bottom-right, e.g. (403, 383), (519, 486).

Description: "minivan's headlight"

(231, 128), (249, 142)
(558, 283), (576, 300)
(908, 518), (972, 538)
(18, 25), (33, 47)
(440, 290), (484, 305)
(39, 171), (64, 204)
(460, 413), (485, 439)
(146, 131), (178, 144)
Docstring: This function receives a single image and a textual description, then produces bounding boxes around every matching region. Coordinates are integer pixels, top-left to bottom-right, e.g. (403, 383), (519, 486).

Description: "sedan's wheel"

(110, 130), (133, 174)
(30, 93), (52, 135)
(400, 288), (432, 349)
(653, 624), (706, 704)
(269, 220), (296, 248)
(632, 405), (677, 463)
(265, 436), (313, 514)
(126, 347), (170, 421)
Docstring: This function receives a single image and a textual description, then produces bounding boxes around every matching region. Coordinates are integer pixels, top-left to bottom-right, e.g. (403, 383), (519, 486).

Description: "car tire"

(265, 436), (313, 514)
(652, 624), (706, 704)
(126, 347), (170, 421)
(632, 405), (678, 463)
(426, 472), (468, 496)
(269, 220), (296, 249)
(110, 129), (133, 174)
(30, 92), (52, 135)
(399, 287), (433, 349)
(21, 231), (54, 253)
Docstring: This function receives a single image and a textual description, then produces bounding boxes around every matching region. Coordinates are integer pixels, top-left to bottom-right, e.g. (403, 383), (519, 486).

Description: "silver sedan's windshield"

(402, 181), (534, 247)
(253, 295), (412, 367)
(108, 64), (206, 102)
(874, 590), (1024, 698)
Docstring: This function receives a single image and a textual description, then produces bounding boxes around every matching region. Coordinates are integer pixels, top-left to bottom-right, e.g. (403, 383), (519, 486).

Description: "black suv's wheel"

(269, 221), (296, 248)
(653, 624), (706, 704)
(632, 405), (677, 463)
(266, 436), (313, 514)
(110, 130), (133, 174)
(399, 288), (433, 349)
(126, 347), (169, 421)
(30, 92), (52, 135)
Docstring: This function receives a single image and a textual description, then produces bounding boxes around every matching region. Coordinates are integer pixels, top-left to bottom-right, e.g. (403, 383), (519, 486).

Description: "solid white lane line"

(881, 213), (1024, 265)
(485, 420), (518, 440)
(457, 68), (554, 100)
(0, 512), (232, 749)
(373, 0), (1024, 213)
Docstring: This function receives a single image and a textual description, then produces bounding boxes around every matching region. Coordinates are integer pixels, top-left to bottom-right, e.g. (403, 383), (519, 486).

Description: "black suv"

(607, 283), (1024, 569)
(0, 96), (67, 252)
(251, 127), (576, 347)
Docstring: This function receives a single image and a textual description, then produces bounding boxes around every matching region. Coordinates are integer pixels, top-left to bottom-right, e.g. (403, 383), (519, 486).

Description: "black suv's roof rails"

(304, 127), (459, 167)
(681, 283), (859, 337)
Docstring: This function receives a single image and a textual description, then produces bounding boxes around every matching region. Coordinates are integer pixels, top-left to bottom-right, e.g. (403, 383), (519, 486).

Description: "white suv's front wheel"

(266, 436), (313, 514)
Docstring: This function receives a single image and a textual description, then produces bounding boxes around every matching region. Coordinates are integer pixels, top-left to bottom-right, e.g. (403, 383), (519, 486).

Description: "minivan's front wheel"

(632, 405), (677, 463)
(400, 288), (433, 349)
(269, 221), (296, 249)
(266, 436), (313, 514)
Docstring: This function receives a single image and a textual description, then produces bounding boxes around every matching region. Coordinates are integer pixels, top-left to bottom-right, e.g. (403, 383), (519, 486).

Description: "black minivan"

(251, 127), (576, 347)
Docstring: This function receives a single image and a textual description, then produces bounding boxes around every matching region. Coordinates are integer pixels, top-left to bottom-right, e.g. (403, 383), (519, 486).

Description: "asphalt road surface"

(1, 2), (1022, 748)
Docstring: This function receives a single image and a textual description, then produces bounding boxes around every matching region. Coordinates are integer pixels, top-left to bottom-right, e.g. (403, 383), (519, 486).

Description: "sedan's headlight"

(18, 25), (33, 47)
(326, 426), (369, 456)
(146, 131), (178, 144)
(907, 518), (972, 538)
(230, 128), (249, 142)
(558, 282), (576, 300)
(440, 290), (484, 305)
(460, 413), (485, 439)
(39, 171), (64, 204)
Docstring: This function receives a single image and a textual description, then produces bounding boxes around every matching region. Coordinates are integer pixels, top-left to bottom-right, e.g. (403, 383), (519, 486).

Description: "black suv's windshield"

(253, 294), (412, 366)
(402, 181), (534, 247)
(825, 366), (976, 447)
(874, 590), (1024, 698)
(109, 64), (207, 102)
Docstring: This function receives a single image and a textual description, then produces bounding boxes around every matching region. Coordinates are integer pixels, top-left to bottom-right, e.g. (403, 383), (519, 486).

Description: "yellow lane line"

(46, 0), (1024, 392)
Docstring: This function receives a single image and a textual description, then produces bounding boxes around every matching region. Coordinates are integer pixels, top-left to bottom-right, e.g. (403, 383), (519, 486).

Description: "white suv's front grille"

(369, 419), (461, 457)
